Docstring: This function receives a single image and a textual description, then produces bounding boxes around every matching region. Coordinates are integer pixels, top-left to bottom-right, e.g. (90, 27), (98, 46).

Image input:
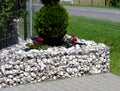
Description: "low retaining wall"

(0, 39), (110, 88)
(73, 0), (105, 6)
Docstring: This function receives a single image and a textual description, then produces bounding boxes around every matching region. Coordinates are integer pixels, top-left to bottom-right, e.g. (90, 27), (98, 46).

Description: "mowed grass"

(67, 16), (120, 76)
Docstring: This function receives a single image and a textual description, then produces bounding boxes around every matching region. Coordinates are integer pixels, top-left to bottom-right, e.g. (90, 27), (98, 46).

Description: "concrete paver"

(0, 73), (120, 91)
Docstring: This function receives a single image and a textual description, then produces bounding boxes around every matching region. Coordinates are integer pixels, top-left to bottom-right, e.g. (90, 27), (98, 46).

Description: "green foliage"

(41, 0), (60, 6)
(0, 0), (27, 29)
(34, 4), (69, 46)
(27, 43), (51, 50)
(110, 0), (120, 7)
(0, 0), (27, 40)
(116, 2), (120, 8)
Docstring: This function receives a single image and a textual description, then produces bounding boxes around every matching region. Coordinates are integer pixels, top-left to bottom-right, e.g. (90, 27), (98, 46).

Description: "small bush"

(41, 0), (60, 5)
(110, 0), (120, 7)
(34, 4), (69, 46)
(116, 2), (120, 8)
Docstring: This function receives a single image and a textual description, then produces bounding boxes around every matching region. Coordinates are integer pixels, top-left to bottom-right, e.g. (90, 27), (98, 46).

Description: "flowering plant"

(32, 37), (44, 44)
(25, 36), (44, 49)
(31, 36), (44, 49)
(64, 34), (78, 47)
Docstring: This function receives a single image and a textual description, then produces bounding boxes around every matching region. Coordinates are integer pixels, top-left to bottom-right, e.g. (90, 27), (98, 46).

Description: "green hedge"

(0, 0), (27, 29)
(110, 0), (120, 7)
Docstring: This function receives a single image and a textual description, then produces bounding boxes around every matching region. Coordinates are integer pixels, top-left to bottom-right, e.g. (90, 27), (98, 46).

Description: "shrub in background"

(110, 0), (120, 7)
(116, 2), (120, 8)
(34, 0), (69, 46)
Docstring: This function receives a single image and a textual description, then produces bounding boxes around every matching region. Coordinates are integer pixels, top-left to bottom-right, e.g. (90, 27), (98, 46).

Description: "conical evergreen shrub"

(41, 0), (60, 5)
(34, 0), (69, 46)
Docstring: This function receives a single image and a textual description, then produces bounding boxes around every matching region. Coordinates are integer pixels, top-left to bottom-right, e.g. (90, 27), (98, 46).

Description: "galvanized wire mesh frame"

(0, 2), (19, 49)
(0, 19), (19, 50)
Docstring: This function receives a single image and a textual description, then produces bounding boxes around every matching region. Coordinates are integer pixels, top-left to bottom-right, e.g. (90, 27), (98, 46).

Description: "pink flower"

(33, 40), (39, 44)
(38, 37), (44, 42)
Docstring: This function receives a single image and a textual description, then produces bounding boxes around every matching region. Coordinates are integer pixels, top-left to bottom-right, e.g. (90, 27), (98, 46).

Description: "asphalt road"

(66, 6), (120, 22)
(27, 3), (120, 22)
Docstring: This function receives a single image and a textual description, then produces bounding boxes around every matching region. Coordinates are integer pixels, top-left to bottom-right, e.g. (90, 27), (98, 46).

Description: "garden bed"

(0, 38), (110, 88)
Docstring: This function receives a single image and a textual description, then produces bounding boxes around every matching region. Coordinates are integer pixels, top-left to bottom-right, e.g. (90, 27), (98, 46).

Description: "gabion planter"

(0, 38), (110, 88)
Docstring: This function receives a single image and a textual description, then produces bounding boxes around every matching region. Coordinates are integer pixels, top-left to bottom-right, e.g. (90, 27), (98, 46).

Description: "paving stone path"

(1, 73), (120, 91)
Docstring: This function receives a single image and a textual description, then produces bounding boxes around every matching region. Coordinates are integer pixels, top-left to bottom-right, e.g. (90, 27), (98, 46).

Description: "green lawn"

(67, 16), (120, 76)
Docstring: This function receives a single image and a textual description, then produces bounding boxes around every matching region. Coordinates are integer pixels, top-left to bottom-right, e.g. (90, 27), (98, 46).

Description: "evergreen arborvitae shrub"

(34, 3), (69, 46)
(41, 0), (60, 5)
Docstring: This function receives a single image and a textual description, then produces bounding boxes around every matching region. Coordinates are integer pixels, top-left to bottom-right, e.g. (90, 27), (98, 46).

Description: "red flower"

(72, 37), (78, 42)
(72, 34), (75, 38)
(33, 40), (39, 44)
(71, 34), (77, 42)
(38, 37), (44, 42)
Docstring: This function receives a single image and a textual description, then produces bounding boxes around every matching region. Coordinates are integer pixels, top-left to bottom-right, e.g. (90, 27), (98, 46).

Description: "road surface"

(27, 4), (120, 22)
(66, 6), (120, 22)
